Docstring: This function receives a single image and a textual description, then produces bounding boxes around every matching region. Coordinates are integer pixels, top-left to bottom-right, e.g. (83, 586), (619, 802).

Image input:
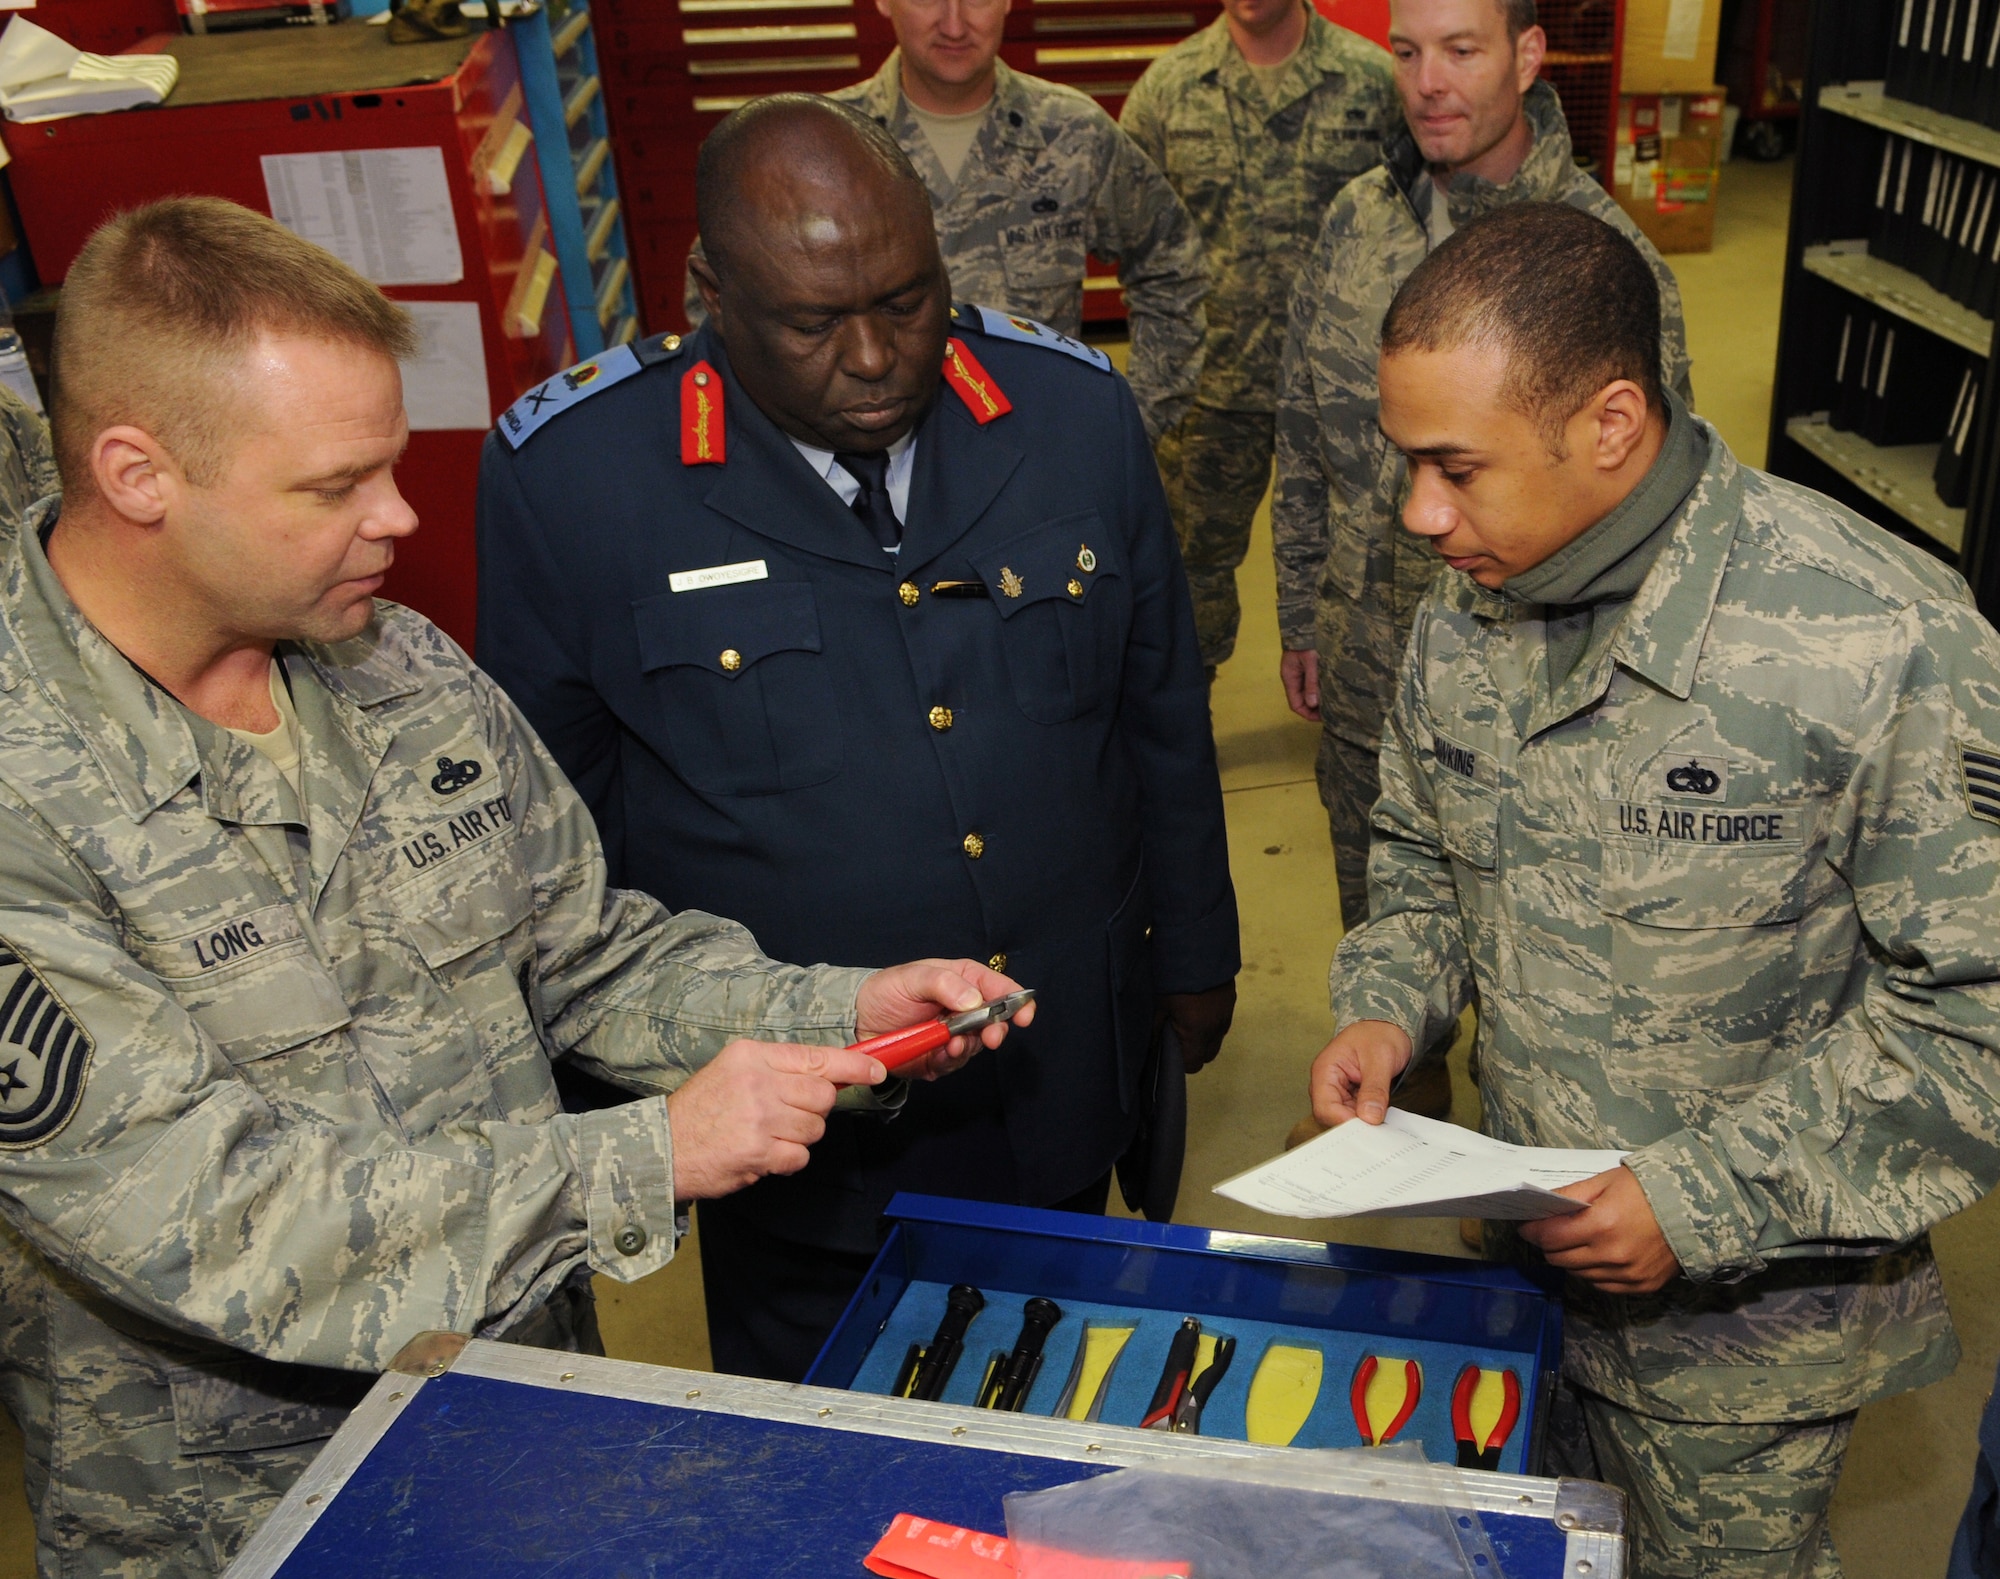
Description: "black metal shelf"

(1765, 0), (2000, 613)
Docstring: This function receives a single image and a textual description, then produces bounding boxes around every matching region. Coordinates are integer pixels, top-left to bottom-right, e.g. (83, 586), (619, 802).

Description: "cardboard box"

(1620, 0), (1722, 96)
(1613, 91), (1726, 253)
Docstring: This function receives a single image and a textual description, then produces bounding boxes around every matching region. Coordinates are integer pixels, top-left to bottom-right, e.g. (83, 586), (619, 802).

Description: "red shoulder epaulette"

(942, 338), (1013, 425)
(681, 360), (726, 465)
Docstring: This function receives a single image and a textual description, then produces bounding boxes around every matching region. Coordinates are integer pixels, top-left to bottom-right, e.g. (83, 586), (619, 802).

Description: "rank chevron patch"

(1963, 741), (2000, 827)
(0, 943), (92, 1148)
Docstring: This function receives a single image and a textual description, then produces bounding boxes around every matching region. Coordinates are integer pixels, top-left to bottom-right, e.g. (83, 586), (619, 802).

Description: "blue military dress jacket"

(474, 310), (1239, 1248)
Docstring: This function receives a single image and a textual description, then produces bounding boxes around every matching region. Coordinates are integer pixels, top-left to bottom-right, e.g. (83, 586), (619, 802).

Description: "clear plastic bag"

(1002, 1445), (1506, 1579)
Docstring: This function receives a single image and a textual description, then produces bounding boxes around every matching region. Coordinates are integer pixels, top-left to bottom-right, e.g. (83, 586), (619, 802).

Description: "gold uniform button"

(987, 951), (1007, 972)
(663, 333), (682, 352)
(1067, 578), (1083, 597)
(899, 581), (920, 607)
(719, 648), (742, 672)
(929, 705), (954, 732)
(962, 832), (985, 859)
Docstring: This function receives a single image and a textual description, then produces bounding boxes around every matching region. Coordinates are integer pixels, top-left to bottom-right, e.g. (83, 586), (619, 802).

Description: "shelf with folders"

(1766, 0), (2000, 615)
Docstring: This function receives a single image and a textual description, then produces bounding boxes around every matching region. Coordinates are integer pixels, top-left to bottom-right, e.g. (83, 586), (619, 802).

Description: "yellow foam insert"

(1064, 1325), (1135, 1422)
(1245, 1343), (1322, 1446)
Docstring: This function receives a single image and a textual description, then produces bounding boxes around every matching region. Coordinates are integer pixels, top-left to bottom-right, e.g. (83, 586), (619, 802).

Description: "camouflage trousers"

(1545, 1376), (1856, 1579)
(0, 1221), (604, 1579)
(1317, 725), (1378, 932)
(1156, 404), (1274, 670)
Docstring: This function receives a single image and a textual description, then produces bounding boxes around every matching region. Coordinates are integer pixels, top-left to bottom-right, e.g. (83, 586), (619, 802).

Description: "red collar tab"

(681, 361), (726, 465)
(942, 337), (1013, 425)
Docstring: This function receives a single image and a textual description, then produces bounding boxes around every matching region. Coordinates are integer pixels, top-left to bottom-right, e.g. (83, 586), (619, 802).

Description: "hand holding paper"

(1213, 1109), (1629, 1222)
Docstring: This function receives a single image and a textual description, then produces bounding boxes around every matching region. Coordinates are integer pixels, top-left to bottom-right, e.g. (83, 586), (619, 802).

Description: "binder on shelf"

(1950, 0), (1987, 117)
(1831, 311), (1874, 432)
(1936, 364), (1981, 505)
(1890, 0), (1922, 97)
(1960, 170), (1996, 300)
(1862, 322), (1962, 443)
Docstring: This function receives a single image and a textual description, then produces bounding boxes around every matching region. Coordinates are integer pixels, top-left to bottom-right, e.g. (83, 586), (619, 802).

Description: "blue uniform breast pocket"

(630, 580), (842, 795)
(973, 513), (1128, 725)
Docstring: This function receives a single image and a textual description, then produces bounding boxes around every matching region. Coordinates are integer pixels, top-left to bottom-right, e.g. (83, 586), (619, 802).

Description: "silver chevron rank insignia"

(0, 943), (92, 1148)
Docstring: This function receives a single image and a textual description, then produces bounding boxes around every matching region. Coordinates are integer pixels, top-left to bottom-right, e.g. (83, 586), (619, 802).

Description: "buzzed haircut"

(695, 93), (925, 276)
(1381, 202), (1661, 453)
(51, 196), (416, 495)
(1498, 0), (1536, 39)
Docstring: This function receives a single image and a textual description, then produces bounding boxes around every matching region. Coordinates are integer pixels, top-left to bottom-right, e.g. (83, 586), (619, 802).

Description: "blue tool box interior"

(807, 1194), (1564, 1476)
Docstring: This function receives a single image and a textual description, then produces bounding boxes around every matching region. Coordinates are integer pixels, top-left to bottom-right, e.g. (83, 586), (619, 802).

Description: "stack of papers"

(1214, 1109), (1628, 1221)
(0, 17), (178, 124)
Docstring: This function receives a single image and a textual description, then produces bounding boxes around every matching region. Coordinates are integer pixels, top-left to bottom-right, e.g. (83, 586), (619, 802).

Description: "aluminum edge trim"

(219, 1372), (426, 1579)
(1565, 1528), (1626, 1579)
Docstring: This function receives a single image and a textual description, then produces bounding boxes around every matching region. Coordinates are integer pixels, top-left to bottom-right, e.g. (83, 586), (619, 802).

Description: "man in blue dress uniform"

(475, 95), (1240, 1380)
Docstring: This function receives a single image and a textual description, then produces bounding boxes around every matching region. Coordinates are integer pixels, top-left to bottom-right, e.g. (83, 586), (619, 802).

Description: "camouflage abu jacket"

(1120, 8), (1397, 412)
(1271, 81), (1694, 748)
(1330, 425), (2000, 1421)
(0, 504), (873, 1575)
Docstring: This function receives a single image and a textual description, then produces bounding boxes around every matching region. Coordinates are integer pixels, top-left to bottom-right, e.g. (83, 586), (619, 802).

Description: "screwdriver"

(908, 1284), (987, 1402)
(846, 990), (1035, 1076)
(980, 1297), (1063, 1412)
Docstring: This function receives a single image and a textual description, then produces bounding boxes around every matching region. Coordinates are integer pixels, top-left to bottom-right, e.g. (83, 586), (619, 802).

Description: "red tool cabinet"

(2, 26), (575, 649)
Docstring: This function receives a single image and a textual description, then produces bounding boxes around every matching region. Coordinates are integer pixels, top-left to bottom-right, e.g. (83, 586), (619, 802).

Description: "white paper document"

(0, 17), (178, 122)
(1214, 1109), (1628, 1222)
(262, 148), (464, 287)
(398, 301), (490, 432)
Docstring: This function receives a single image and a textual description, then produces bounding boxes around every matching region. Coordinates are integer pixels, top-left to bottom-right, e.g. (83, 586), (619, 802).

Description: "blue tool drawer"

(224, 1337), (1625, 1579)
(807, 1194), (1565, 1477)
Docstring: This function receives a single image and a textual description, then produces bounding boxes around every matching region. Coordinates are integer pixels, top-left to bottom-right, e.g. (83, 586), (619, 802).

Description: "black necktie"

(835, 449), (900, 550)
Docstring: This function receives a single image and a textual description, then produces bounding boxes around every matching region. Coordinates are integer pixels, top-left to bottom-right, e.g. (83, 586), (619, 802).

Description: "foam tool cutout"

(1244, 1341), (1322, 1446)
(1051, 1323), (1135, 1421)
(1451, 1365), (1522, 1470)
(1350, 1354), (1423, 1447)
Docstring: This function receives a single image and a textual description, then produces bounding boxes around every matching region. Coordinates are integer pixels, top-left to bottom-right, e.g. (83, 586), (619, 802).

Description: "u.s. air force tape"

(0, 942), (91, 1148)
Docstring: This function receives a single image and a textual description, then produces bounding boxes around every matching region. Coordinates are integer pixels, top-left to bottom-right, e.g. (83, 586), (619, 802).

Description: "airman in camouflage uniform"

(0, 384), (55, 526)
(1273, 79), (1693, 927)
(0, 500), (972, 1575)
(1321, 212), (2000, 1574)
(1122, 4), (1396, 669)
(685, 61), (1209, 443)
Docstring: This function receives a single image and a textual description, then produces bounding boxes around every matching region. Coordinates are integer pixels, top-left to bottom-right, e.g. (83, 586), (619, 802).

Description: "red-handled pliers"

(847, 989), (1036, 1075)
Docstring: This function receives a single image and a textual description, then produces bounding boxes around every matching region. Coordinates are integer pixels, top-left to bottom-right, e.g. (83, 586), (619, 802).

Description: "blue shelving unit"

(513, 0), (639, 356)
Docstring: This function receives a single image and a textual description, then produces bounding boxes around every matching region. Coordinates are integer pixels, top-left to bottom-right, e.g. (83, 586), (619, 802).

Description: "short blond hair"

(51, 197), (418, 494)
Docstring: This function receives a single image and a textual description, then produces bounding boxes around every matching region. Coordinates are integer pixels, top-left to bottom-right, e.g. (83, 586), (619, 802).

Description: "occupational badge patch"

(1661, 754), (1728, 799)
(1962, 741), (2000, 826)
(0, 943), (92, 1148)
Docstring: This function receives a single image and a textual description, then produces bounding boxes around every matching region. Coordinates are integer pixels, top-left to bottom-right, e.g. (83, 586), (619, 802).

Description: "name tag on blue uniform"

(669, 560), (768, 593)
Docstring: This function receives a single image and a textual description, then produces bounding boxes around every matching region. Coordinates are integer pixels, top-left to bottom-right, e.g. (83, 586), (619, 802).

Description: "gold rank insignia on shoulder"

(999, 567), (1025, 598)
(1077, 545), (1096, 573)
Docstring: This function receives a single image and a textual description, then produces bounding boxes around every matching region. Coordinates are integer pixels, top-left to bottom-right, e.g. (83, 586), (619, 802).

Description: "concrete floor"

(6, 151), (1999, 1577)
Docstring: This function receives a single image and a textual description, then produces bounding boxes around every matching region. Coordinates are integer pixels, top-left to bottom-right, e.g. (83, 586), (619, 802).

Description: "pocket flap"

(389, 832), (533, 970)
(1435, 777), (1498, 871)
(1698, 1472), (1815, 1552)
(170, 1358), (371, 1456)
(1598, 800), (1806, 928)
(631, 581), (822, 676)
(970, 515), (1117, 618)
(131, 904), (351, 1064)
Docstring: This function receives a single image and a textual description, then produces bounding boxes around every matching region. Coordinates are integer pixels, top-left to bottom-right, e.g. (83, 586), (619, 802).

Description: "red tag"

(865, 1514), (1016, 1579)
(863, 1514), (1193, 1579)
(681, 360), (726, 465)
(942, 338), (1014, 425)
